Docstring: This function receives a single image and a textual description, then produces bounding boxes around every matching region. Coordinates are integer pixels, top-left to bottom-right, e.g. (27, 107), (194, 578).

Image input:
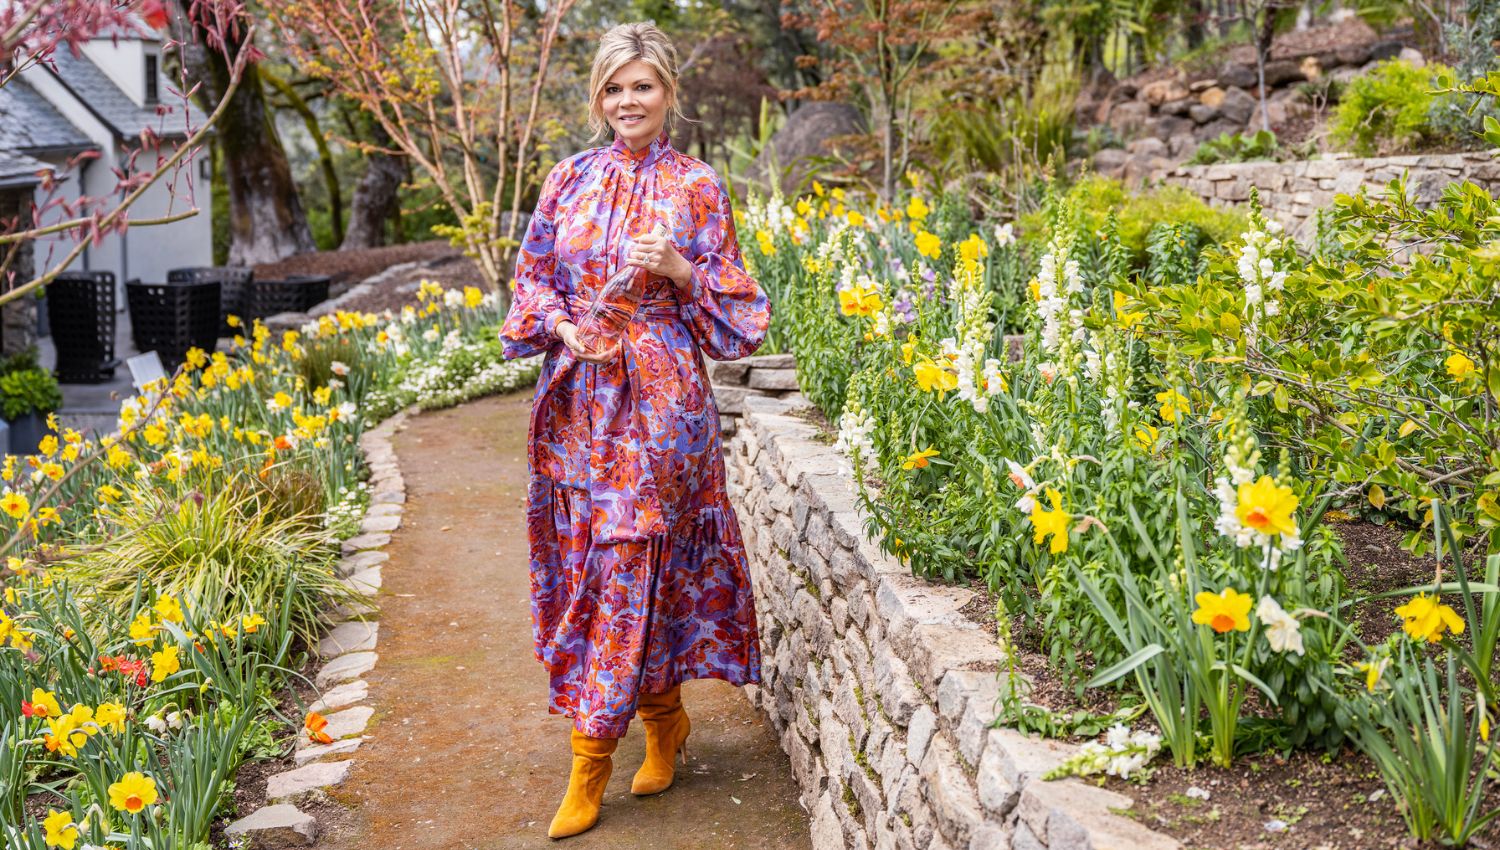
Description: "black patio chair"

(48, 270), (118, 383)
(245, 274), (331, 322)
(167, 266), (252, 335)
(124, 278), (221, 371)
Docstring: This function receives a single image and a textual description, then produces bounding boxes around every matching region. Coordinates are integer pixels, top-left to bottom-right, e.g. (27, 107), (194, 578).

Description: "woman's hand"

(629, 227), (693, 291)
(555, 321), (616, 364)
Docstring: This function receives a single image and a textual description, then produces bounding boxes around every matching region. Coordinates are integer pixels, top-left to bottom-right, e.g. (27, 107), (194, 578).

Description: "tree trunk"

(341, 150), (406, 250)
(177, 11), (315, 264)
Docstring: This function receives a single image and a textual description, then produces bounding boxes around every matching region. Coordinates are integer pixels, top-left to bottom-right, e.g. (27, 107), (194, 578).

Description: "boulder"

(1140, 78), (1190, 106)
(1369, 40), (1403, 62)
(1335, 41), (1374, 66)
(1107, 101), (1152, 136)
(747, 102), (865, 196)
(1189, 103), (1220, 124)
(1399, 47), (1426, 68)
(1261, 59), (1306, 87)
(1092, 148), (1129, 177)
(1198, 86), (1226, 109)
(1218, 62), (1258, 88)
(1159, 97), (1195, 116)
(1189, 78), (1219, 92)
(1193, 117), (1243, 143)
(1151, 114), (1195, 141)
(1167, 134), (1198, 158)
(1125, 136), (1168, 158)
(1218, 86), (1258, 125)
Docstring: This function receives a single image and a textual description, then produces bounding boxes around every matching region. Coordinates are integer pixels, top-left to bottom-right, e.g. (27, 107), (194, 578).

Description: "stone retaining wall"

(722, 389), (1180, 850)
(708, 353), (801, 434)
(1155, 150), (1500, 241)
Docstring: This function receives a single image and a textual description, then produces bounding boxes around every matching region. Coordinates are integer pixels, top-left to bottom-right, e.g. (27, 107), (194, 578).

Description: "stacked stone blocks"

(722, 387), (1179, 850)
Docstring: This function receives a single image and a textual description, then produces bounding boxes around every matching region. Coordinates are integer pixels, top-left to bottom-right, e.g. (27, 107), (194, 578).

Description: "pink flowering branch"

(0, 0), (253, 305)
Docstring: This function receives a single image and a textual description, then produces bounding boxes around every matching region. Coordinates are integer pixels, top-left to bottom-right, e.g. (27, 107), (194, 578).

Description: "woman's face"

(602, 60), (668, 151)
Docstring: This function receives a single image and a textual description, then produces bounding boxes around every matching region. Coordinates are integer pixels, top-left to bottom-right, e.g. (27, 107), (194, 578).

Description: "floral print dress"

(499, 130), (769, 738)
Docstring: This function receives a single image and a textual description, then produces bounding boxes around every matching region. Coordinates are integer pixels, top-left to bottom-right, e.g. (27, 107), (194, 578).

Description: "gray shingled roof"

(0, 150), (50, 189)
(0, 78), (95, 155)
(44, 51), (205, 142)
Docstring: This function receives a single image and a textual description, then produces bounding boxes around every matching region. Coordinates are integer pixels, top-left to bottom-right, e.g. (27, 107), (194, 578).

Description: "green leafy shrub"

(1020, 175), (1248, 269)
(0, 367), (61, 420)
(1330, 60), (1455, 155)
(1187, 129), (1279, 165)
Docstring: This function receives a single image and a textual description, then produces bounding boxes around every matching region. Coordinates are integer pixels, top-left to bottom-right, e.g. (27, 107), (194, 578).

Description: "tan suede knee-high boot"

(631, 685), (691, 795)
(548, 729), (618, 839)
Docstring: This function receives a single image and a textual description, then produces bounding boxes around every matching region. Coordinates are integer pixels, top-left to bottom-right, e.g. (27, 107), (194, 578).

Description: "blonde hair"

(587, 22), (691, 141)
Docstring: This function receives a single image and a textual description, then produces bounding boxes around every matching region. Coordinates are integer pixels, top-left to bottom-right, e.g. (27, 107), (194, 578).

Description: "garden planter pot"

(7, 411), (54, 455)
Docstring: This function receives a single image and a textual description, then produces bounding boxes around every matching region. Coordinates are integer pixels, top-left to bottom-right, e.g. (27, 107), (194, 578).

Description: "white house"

(3, 23), (213, 298)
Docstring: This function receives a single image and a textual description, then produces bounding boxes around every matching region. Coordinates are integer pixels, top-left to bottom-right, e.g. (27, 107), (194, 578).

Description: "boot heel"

(679, 736), (690, 765)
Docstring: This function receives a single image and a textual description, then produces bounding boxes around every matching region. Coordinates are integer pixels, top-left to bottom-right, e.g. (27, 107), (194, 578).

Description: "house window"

(144, 54), (158, 104)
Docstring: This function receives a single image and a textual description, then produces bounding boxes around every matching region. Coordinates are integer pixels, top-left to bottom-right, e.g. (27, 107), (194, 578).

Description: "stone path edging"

(724, 390), (1181, 850)
(225, 409), (411, 847)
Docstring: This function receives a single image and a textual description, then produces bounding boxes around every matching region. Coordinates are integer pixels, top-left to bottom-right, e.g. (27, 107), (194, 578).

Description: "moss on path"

(317, 392), (811, 849)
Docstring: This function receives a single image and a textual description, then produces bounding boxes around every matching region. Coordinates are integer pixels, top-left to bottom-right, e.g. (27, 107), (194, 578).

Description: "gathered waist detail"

(564, 295), (682, 324)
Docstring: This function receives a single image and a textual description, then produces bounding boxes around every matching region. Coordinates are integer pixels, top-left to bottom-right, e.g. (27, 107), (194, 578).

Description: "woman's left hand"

(629, 228), (693, 290)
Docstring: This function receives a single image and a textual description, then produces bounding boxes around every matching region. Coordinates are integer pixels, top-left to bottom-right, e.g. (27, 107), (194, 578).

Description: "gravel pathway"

(315, 391), (810, 849)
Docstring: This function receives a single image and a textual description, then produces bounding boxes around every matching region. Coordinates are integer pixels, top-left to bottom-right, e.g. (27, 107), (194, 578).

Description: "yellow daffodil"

(95, 702), (127, 733)
(1030, 488), (1071, 554)
(37, 435), (57, 457)
(463, 286), (484, 308)
(795, 199), (811, 217)
(1191, 587), (1253, 634)
(1155, 388), (1189, 423)
(23, 688), (62, 718)
(958, 234), (988, 273)
(150, 644), (180, 682)
(1395, 593), (1465, 643)
(43, 714), (89, 757)
(847, 210), (865, 227)
(240, 613), (267, 633)
(915, 230), (942, 259)
(1445, 351), (1476, 381)
(902, 448), (940, 470)
(913, 357), (958, 396)
(108, 772), (158, 813)
(838, 285), (883, 318)
(129, 613), (155, 645)
(1357, 655), (1390, 692)
(40, 462), (64, 481)
(42, 809), (78, 849)
(1235, 475), (1299, 538)
(141, 423), (166, 446)
(153, 595), (184, 625)
(1, 490), (28, 519)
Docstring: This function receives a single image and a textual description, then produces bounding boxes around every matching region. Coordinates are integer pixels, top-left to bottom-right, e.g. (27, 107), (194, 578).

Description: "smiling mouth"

(619, 115), (645, 124)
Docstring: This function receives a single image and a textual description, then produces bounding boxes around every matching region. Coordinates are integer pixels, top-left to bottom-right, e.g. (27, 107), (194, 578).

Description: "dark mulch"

(1107, 749), (1413, 850)
(249, 240), (491, 318)
(252, 241), (460, 289)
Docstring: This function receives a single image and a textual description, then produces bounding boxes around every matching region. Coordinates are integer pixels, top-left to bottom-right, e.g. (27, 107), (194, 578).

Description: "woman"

(499, 22), (769, 840)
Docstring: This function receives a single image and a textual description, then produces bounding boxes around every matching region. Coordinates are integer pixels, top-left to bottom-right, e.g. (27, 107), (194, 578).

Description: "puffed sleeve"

(676, 171), (771, 361)
(499, 161), (572, 360)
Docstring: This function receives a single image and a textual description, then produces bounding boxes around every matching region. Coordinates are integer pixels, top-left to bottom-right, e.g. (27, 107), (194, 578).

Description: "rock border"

(723, 389), (1181, 850)
(225, 409), (411, 847)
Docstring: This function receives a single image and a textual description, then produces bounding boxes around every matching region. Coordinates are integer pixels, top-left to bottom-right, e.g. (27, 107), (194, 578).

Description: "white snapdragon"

(1236, 218), (1287, 347)
(834, 406), (876, 479)
(993, 221), (1016, 247)
(1048, 724), (1163, 780)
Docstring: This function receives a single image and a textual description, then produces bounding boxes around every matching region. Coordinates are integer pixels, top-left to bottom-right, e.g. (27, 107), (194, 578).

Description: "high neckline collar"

(609, 130), (672, 170)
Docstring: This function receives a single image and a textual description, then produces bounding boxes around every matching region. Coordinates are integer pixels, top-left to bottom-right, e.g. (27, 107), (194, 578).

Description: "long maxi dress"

(499, 130), (769, 739)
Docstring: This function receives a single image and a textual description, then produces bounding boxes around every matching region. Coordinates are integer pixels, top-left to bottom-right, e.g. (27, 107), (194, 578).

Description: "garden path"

(316, 391), (811, 850)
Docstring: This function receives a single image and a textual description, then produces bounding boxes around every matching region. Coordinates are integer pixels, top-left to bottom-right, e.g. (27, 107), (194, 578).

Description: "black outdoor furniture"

(48, 270), (118, 383)
(167, 266), (252, 335)
(245, 274), (331, 322)
(125, 278), (221, 371)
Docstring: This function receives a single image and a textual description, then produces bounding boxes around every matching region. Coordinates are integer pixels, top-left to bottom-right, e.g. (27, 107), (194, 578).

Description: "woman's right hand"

(556, 321), (616, 364)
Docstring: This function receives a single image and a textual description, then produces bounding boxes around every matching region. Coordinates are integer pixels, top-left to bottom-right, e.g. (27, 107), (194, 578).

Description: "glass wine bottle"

(575, 222), (667, 357)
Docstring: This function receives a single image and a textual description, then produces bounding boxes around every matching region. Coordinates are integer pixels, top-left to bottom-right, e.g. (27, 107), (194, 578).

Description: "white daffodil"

(1256, 595), (1304, 655)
